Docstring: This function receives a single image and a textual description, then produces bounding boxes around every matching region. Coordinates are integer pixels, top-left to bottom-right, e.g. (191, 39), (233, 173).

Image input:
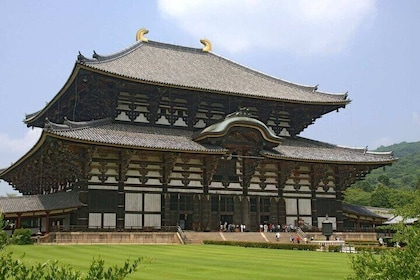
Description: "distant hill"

(344, 141), (420, 208)
(366, 141), (420, 189)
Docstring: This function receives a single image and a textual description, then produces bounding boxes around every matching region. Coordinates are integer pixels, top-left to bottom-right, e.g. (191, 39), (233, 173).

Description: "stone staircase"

(184, 231), (294, 244)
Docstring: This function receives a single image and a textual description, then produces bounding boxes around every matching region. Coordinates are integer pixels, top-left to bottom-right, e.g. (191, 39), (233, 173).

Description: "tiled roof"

(264, 137), (395, 164)
(384, 215), (418, 225)
(46, 119), (227, 153)
(44, 119), (394, 164)
(78, 40), (348, 104)
(0, 191), (82, 214)
(342, 203), (388, 219)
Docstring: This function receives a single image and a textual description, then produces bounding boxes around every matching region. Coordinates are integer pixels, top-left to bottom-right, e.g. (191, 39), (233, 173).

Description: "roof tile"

(80, 41), (348, 104)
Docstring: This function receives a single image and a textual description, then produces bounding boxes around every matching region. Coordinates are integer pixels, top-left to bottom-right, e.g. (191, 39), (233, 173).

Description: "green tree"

(377, 175), (390, 186)
(388, 189), (415, 209)
(347, 189), (420, 280)
(11, 228), (33, 245)
(344, 187), (371, 205)
(0, 212), (9, 250)
(369, 184), (392, 208)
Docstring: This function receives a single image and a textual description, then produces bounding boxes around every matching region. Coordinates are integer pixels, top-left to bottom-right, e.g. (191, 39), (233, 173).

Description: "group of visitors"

(289, 234), (310, 244)
(257, 223), (302, 233)
(220, 222), (246, 232)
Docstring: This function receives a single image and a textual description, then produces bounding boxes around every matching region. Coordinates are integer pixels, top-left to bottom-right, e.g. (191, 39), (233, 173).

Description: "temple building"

(0, 29), (395, 233)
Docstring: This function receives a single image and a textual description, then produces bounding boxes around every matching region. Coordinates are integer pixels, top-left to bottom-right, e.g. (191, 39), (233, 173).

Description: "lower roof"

(0, 119), (395, 180)
(342, 203), (387, 220)
(0, 191), (83, 215)
(43, 119), (394, 165)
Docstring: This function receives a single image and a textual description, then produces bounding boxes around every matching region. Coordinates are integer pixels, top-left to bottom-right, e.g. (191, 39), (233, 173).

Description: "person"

(290, 235), (294, 243)
(296, 236), (301, 244)
(275, 232), (280, 241)
(378, 237), (384, 246)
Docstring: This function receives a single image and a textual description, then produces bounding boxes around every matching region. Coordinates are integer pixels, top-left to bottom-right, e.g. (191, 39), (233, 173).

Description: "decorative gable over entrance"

(193, 107), (282, 153)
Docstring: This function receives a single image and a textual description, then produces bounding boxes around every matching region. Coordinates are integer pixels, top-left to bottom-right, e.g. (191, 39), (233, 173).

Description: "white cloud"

(157, 0), (377, 55)
(0, 128), (41, 167)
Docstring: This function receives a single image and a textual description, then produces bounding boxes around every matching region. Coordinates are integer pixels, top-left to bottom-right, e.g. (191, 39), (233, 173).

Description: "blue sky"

(1, 0), (419, 195)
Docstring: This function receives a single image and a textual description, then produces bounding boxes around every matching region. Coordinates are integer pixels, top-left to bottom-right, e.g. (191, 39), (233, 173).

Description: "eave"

(80, 63), (350, 106)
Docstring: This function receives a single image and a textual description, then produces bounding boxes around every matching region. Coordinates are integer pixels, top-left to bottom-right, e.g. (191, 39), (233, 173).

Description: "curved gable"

(193, 108), (282, 149)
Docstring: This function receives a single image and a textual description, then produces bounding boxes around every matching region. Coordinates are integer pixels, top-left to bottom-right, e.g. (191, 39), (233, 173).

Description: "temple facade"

(0, 29), (395, 233)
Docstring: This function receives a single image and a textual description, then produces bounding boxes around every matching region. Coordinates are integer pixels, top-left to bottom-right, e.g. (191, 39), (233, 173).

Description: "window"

(211, 195), (234, 212)
(250, 197), (257, 212)
(260, 198), (270, 213)
(212, 159), (239, 183)
(170, 194), (192, 211)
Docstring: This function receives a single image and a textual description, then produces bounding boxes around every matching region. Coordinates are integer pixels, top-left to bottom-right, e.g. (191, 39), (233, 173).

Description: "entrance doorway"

(179, 214), (192, 230)
(220, 215), (233, 231)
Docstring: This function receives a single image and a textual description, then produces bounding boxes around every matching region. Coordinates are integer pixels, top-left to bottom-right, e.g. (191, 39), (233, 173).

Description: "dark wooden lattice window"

(260, 198), (270, 213)
(250, 197), (257, 212)
(211, 195), (234, 212)
(220, 197), (234, 212)
(88, 190), (118, 212)
(211, 196), (219, 211)
(212, 159), (239, 183)
(316, 198), (337, 217)
(170, 194), (192, 211)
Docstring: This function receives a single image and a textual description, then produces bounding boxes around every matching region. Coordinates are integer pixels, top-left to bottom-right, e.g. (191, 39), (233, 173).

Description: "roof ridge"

(78, 40), (144, 63)
(78, 40), (205, 64)
(44, 117), (112, 132)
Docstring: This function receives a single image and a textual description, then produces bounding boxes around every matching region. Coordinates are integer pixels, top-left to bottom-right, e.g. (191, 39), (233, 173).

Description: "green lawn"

(4, 244), (353, 279)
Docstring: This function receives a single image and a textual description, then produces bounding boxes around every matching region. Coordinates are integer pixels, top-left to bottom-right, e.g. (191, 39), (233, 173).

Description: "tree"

(0, 212), (9, 250)
(347, 189), (420, 280)
(369, 184), (392, 208)
(343, 187), (371, 206)
(377, 175), (390, 186)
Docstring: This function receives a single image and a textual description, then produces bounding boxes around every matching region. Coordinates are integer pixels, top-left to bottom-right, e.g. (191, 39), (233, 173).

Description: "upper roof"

(77, 32), (349, 105)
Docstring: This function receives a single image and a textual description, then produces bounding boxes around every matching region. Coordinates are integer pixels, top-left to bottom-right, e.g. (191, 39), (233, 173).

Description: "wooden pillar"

(277, 198), (286, 227)
(335, 185), (344, 231)
(163, 193), (171, 227)
(77, 147), (94, 230)
(118, 150), (131, 230)
(242, 196), (250, 228)
(45, 211), (50, 233)
(200, 194), (211, 231)
(16, 214), (21, 229)
(335, 166), (349, 232)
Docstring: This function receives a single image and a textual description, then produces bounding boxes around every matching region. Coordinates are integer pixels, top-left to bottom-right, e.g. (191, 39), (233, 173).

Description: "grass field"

(4, 244), (353, 279)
